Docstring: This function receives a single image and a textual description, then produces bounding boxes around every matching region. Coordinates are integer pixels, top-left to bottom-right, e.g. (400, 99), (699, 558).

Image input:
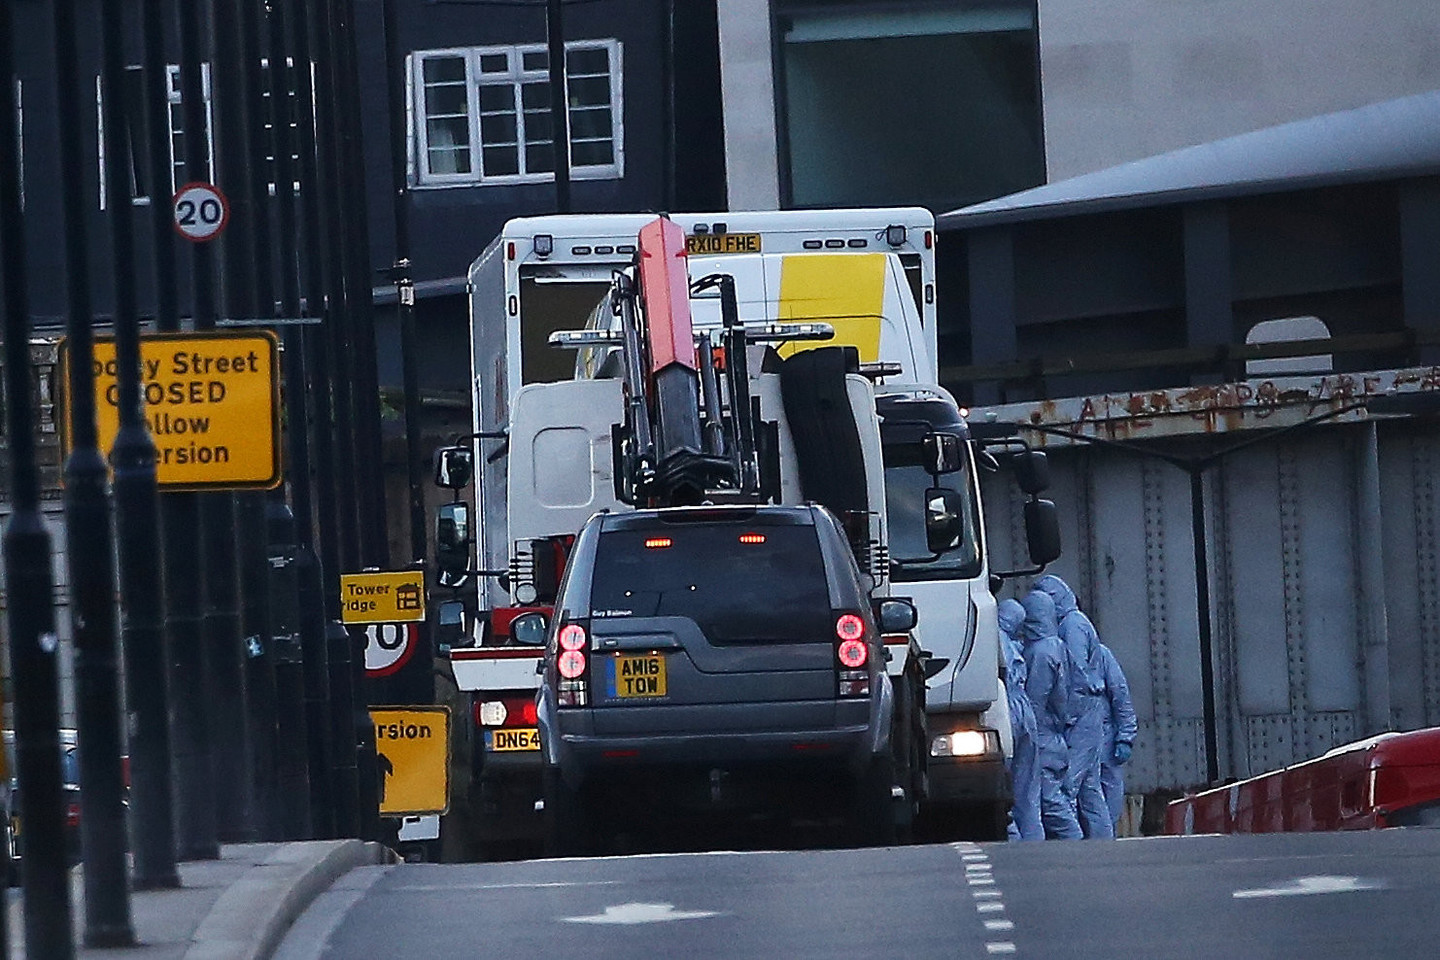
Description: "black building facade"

(7, 0), (726, 399)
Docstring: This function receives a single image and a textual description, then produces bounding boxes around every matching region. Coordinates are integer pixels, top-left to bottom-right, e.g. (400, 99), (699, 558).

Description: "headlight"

(930, 729), (1001, 759)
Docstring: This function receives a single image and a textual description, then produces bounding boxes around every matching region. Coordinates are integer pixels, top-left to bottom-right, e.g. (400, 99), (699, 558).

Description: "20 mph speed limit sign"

(172, 181), (230, 242)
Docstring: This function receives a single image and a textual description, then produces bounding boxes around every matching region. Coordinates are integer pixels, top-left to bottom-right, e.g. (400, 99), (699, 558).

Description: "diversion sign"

(62, 332), (281, 490)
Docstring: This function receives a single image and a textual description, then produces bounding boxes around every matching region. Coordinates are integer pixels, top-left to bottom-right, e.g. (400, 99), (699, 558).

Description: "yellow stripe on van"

(776, 253), (885, 362)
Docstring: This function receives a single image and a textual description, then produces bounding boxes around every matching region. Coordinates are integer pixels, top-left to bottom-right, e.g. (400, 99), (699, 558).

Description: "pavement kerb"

(183, 839), (396, 960)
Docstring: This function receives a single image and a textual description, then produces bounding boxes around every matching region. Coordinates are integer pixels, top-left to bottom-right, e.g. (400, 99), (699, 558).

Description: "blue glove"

(1113, 742), (1132, 765)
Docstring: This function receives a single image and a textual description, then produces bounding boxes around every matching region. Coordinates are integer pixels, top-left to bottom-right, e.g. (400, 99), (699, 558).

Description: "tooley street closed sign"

(64, 331), (280, 490)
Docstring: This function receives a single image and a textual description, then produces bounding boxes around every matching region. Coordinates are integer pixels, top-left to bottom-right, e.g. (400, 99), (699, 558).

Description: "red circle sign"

(364, 622), (418, 677)
(171, 181), (230, 242)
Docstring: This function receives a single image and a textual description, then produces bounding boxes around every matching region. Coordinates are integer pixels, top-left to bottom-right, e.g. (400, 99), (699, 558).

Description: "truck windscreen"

(589, 524), (834, 644)
(885, 460), (983, 581)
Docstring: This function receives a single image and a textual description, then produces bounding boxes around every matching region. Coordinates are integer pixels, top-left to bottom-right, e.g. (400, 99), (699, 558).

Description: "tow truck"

(432, 210), (1061, 852)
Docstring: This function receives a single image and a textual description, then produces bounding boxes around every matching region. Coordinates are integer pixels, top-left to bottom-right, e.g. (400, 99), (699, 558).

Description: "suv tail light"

(558, 623), (587, 651)
(555, 621), (591, 706)
(835, 612), (870, 697)
(837, 639), (867, 669)
(558, 649), (586, 678)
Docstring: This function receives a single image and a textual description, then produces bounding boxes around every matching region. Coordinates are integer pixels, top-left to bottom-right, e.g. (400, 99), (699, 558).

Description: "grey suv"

(532, 504), (916, 854)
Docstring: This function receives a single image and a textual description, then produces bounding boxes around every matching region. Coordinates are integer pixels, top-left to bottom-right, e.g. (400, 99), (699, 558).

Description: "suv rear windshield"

(590, 523), (834, 644)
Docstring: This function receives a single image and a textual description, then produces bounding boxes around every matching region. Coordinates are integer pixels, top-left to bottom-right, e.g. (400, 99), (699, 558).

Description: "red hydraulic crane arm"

(637, 217), (697, 375)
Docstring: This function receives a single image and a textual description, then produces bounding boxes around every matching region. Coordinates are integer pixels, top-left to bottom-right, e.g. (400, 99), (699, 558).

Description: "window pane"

(523, 108), (551, 142)
(478, 83), (515, 113)
(782, 28), (1043, 209)
(428, 146), (471, 175)
(526, 143), (554, 174)
(522, 50), (548, 72)
(424, 83), (469, 116)
(520, 81), (550, 110)
(571, 139), (613, 167)
(478, 53), (510, 74)
(482, 145), (518, 176)
(426, 115), (470, 151)
(568, 106), (610, 141)
(568, 76), (610, 108)
(566, 47), (609, 75)
(422, 56), (466, 84)
(479, 111), (517, 144)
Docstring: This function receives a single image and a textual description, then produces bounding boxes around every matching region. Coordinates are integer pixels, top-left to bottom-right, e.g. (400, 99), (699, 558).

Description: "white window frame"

(97, 63), (214, 210)
(409, 38), (624, 189)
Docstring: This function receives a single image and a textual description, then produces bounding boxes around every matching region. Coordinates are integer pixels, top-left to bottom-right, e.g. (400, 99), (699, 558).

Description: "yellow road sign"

(340, 570), (427, 624)
(62, 332), (281, 490)
(372, 706), (450, 816)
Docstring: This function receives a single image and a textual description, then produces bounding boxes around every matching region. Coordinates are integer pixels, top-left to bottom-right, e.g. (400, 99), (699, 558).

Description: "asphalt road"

(279, 827), (1440, 960)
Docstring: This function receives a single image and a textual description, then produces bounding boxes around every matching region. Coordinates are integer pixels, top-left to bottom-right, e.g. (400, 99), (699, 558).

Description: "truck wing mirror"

(433, 445), (474, 489)
(924, 487), (968, 555)
(922, 432), (965, 475)
(435, 599), (469, 654)
(1024, 498), (1062, 567)
(435, 502), (471, 579)
(509, 611), (549, 647)
(874, 598), (918, 634)
(1013, 450), (1050, 495)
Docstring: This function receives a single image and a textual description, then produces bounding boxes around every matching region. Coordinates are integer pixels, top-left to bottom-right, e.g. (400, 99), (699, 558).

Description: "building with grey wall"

(716, 0), (1440, 211)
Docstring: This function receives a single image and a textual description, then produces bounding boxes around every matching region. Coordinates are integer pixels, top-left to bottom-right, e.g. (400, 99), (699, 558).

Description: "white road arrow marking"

(562, 902), (721, 925)
(1232, 875), (1387, 899)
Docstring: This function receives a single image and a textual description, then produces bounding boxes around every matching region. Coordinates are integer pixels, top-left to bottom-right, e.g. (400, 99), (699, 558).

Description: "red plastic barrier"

(1165, 726), (1440, 835)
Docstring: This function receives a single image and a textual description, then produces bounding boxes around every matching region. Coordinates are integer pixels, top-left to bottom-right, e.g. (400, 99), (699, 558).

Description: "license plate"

(486, 728), (540, 752)
(686, 232), (761, 256)
(611, 653), (667, 699)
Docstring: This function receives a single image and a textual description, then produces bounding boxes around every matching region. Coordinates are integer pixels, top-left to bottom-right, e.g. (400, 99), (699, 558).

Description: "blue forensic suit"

(1098, 642), (1138, 828)
(998, 599), (1042, 841)
(1035, 575), (1114, 839)
(1019, 590), (1083, 840)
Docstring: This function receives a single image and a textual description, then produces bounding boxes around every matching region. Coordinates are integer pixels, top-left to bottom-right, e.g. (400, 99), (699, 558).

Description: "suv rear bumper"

(556, 722), (876, 772)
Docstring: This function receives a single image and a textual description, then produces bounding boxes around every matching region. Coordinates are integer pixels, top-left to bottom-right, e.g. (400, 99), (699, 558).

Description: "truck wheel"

(543, 769), (590, 858)
(850, 756), (899, 847)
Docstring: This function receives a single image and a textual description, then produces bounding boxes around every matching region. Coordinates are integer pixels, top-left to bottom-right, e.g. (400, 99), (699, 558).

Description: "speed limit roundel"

(171, 181), (230, 242)
(364, 622), (418, 677)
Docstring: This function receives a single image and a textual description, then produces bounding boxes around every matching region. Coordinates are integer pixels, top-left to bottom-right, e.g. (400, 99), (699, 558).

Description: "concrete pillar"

(716, 0), (780, 211)
(966, 227), (1017, 406)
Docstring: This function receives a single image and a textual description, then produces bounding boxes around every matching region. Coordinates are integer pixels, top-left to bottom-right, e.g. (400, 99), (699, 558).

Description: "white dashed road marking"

(984, 919), (1015, 932)
(976, 902), (1005, 913)
(985, 942), (1017, 954)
